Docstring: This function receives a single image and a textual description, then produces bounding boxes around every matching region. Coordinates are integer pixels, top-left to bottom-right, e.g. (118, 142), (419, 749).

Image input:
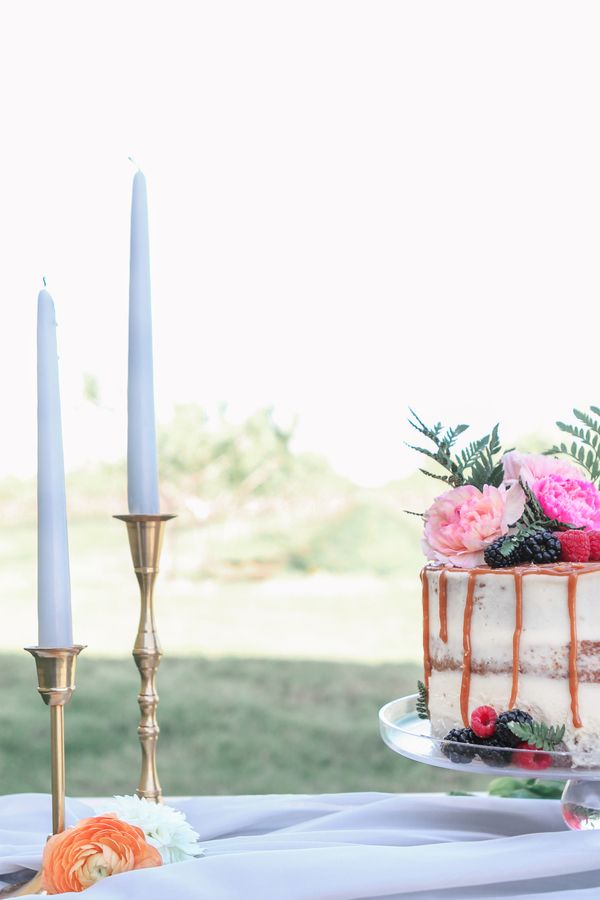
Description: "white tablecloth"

(0, 792), (599, 898)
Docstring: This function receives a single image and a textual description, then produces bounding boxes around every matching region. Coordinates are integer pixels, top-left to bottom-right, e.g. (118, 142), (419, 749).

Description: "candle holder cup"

(114, 513), (175, 804)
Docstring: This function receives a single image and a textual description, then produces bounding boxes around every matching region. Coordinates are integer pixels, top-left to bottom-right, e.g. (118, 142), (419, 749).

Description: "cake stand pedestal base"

(562, 779), (600, 830)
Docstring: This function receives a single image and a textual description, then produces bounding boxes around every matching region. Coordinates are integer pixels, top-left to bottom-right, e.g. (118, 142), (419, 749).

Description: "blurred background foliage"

(0, 403), (496, 796)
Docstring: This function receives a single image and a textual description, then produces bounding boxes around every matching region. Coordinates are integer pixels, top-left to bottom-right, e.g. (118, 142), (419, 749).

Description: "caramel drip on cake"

(425, 561), (597, 727)
(460, 572), (476, 727)
(568, 571), (583, 728)
(421, 569), (431, 689)
(438, 570), (448, 643)
(509, 569), (523, 710)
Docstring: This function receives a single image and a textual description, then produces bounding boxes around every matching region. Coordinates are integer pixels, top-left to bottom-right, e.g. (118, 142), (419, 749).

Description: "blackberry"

(518, 531), (561, 565)
(441, 728), (478, 764)
(495, 709), (534, 748)
(484, 537), (519, 569)
(477, 736), (512, 767)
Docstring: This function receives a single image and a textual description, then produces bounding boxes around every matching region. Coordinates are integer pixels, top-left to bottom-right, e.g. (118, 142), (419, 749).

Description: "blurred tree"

(82, 373), (101, 406)
(158, 406), (305, 522)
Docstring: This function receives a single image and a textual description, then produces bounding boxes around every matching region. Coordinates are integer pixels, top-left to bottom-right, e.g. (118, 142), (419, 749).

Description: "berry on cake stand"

(379, 694), (600, 830)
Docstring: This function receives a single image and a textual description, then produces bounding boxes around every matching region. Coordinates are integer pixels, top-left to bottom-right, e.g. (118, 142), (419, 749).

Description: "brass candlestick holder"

(26, 646), (85, 834)
(1, 645), (85, 897)
(115, 514), (175, 804)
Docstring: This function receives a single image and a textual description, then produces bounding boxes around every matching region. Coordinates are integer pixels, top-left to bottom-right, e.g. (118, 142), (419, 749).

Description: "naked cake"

(408, 407), (600, 765)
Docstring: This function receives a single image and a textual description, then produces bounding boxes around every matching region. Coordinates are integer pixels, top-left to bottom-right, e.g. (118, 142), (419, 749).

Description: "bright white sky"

(1, 1), (599, 486)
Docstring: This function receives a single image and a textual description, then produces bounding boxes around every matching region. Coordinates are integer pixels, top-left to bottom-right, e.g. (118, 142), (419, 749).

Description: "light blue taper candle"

(128, 170), (160, 514)
(37, 289), (73, 647)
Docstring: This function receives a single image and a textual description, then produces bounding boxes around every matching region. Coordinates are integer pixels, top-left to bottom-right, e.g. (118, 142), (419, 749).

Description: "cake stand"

(379, 694), (600, 830)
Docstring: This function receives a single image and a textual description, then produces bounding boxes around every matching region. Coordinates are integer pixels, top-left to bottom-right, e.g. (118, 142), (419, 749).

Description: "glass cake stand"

(379, 694), (600, 830)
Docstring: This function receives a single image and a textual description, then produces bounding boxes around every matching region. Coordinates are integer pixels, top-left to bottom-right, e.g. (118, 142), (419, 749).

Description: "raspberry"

(589, 531), (600, 562)
(513, 740), (552, 771)
(555, 531), (590, 563)
(471, 705), (497, 738)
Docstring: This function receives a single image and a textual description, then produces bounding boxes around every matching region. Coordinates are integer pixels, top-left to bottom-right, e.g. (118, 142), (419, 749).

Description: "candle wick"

(128, 156), (141, 172)
(42, 276), (47, 288)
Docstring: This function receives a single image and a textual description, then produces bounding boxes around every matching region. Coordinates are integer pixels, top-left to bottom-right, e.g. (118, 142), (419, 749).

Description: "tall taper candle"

(128, 170), (160, 514)
(37, 290), (73, 647)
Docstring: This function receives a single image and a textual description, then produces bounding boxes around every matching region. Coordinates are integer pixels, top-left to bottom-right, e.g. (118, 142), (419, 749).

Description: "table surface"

(0, 792), (599, 899)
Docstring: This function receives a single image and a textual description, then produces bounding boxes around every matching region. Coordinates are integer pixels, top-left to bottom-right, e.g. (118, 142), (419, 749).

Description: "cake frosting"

(422, 562), (600, 765)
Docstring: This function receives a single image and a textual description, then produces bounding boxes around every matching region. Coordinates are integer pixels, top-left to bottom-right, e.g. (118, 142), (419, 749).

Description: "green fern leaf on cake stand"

(416, 680), (430, 720)
(508, 720), (566, 751)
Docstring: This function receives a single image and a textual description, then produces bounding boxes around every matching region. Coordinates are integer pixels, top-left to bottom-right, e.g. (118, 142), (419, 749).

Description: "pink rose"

(422, 483), (525, 568)
(502, 451), (582, 486)
(531, 475), (600, 531)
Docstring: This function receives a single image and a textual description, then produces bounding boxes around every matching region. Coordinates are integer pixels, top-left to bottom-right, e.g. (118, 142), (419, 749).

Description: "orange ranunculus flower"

(41, 813), (162, 894)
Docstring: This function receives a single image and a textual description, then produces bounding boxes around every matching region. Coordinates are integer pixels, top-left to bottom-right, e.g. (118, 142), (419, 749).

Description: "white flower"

(107, 795), (204, 864)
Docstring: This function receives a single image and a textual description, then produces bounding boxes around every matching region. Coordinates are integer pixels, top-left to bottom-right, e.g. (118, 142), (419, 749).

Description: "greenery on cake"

(416, 680), (429, 720)
(507, 719), (566, 752)
(408, 408), (600, 568)
(407, 410), (504, 490)
(546, 405), (600, 483)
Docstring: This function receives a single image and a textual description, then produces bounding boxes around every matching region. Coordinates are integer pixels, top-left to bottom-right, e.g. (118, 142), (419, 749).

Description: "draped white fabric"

(0, 792), (599, 898)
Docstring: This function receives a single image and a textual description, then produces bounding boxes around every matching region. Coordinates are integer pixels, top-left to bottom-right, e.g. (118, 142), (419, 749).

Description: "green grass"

(0, 475), (468, 797)
(1, 654), (489, 797)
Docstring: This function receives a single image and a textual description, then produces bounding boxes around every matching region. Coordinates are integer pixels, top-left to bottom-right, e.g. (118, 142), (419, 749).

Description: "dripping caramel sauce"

(568, 572), (583, 728)
(459, 575), (476, 726)
(438, 570), (448, 643)
(509, 570), (523, 710)
(421, 569), (431, 690)
(422, 562), (600, 729)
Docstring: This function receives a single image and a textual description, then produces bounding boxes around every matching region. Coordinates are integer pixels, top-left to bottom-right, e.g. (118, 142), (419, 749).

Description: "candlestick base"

(115, 514), (175, 803)
(0, 645), (85, 897)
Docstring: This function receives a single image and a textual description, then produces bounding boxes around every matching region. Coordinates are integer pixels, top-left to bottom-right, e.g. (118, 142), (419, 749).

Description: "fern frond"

(549, 407), (600, 483)
(508, 720), (566, 751)
(406, 411), (506, 500)
(416, 680), (430, 720)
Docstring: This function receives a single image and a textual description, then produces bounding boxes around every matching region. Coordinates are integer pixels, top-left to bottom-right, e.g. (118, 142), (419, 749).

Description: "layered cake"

(422, 563), (600, 764)
(408, 408), (600, 766)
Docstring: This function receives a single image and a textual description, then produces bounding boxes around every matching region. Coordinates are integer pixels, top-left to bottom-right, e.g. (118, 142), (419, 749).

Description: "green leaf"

(406, 410), (506, 496)
(418, 468), (455, 485)
(416, 680), (430, 720)
(549, 407), (600, 483)
(488, 777), (527, 797)
(508, 719), (566, 751)
(488, 777), (564, 799)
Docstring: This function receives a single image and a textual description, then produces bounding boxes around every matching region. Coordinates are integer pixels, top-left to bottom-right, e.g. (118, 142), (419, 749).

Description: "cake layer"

(422, 562), (600, 760)
(428, 669), (600, 766)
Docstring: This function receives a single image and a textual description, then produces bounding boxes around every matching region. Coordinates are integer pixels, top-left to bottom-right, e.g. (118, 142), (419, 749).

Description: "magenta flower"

(422, 483), (525, 568)
(531, 475), (600, 531)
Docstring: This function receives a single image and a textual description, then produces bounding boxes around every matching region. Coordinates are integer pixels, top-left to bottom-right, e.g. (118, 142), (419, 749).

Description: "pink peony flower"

(422, 483), (525, 568)
(530, 475), (600, 531)
(502, 451), (582, 487)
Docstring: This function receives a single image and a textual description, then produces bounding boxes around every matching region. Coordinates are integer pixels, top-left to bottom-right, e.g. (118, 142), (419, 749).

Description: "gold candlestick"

(115, 514), (175, 804)
(25, 646), (85, 835)
(1, 645), (85, 897)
